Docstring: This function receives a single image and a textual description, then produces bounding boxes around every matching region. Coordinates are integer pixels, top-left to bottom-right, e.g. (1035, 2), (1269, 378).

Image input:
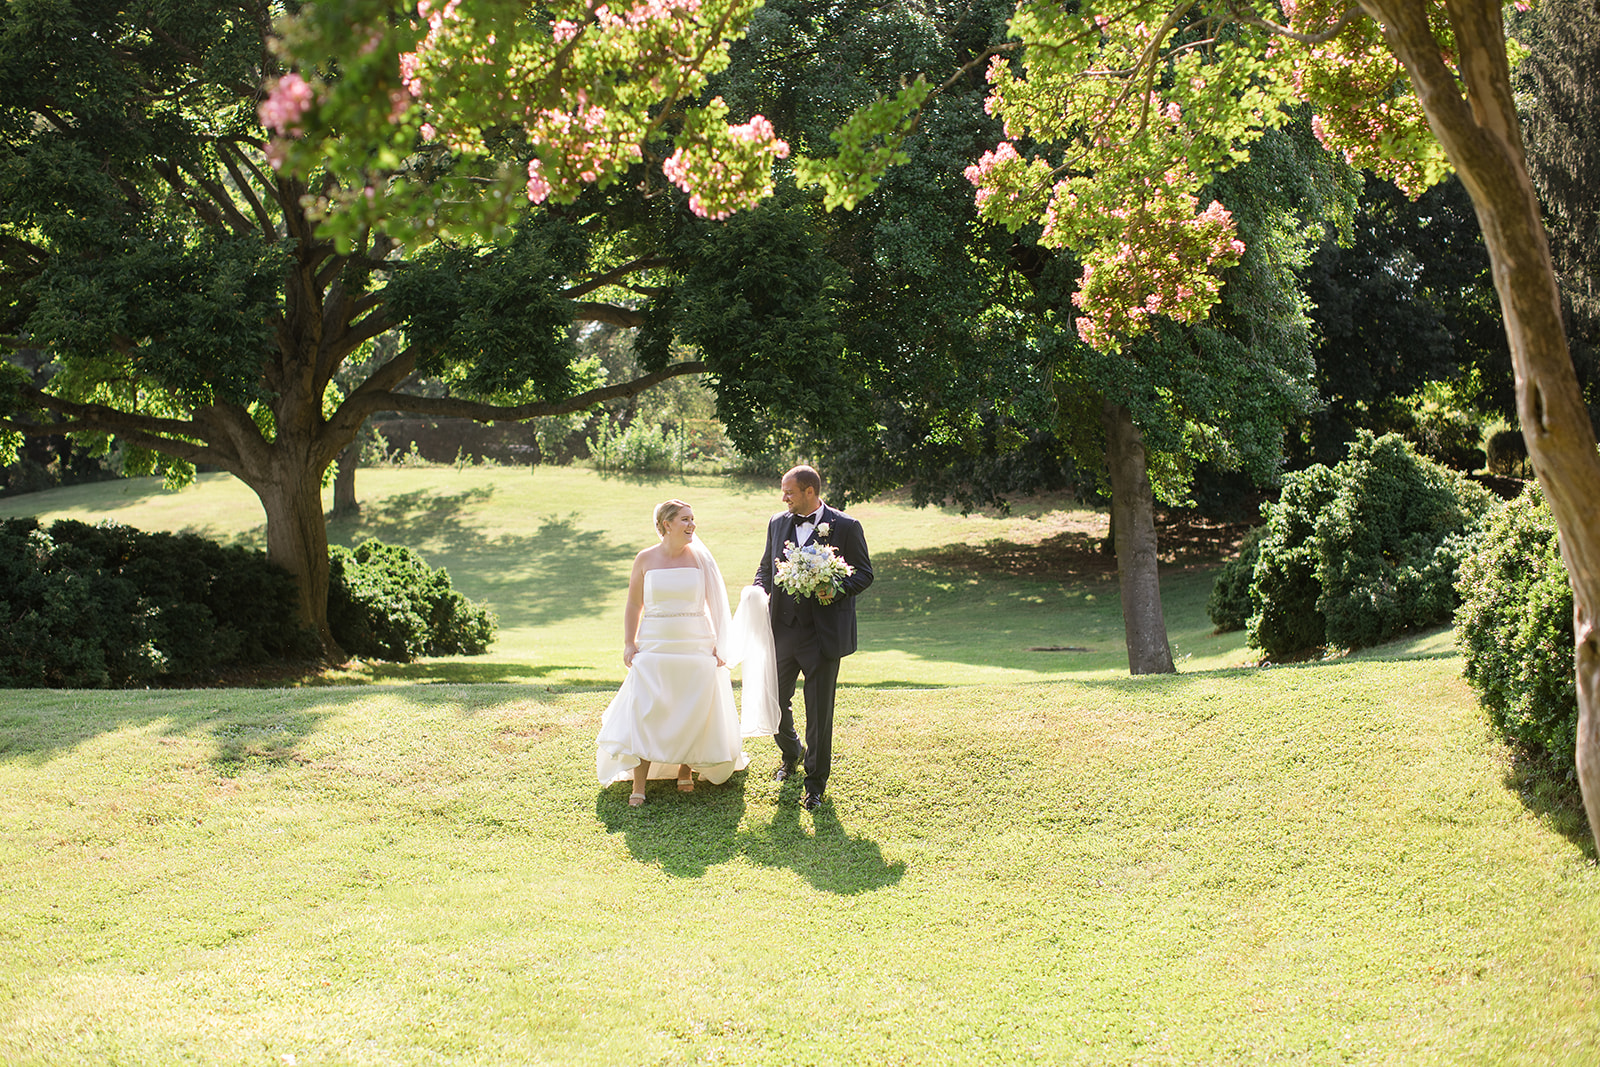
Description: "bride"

(595, 499), (778, 806)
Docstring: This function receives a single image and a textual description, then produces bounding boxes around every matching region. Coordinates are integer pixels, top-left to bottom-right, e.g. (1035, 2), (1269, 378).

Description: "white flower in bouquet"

(774, 540), (854, 600)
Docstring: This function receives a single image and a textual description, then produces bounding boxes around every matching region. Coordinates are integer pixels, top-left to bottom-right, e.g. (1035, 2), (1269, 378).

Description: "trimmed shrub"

(1315, 433), (1496, 649)
(1455, 482), (1577, 772)
(1206, 526), (1263, 633)
(1247, 464), (1338, 655)
(327, 540), (496, 661)
(0, 518), (315, 687)
(1247, 433), (1495, 657)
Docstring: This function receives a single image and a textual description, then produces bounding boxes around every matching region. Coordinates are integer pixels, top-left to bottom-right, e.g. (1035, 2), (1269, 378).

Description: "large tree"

(0, 1), (809, 656)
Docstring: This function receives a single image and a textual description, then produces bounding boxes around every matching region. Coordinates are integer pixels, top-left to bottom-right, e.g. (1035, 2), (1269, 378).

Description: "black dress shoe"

(773, 747), (806, 782)
(801, 791), (824, 811)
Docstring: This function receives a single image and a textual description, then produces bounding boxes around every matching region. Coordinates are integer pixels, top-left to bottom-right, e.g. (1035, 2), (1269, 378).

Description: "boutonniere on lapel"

(815, 522), (831, 540)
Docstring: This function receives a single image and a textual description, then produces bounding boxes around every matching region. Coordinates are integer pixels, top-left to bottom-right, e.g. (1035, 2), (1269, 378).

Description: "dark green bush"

(1455, 482), (1576, 772)
(327, 540), (496, 661)
(1315, 433), (1495, 649)
(1247, 433), (1495, 657)
(0, 518), (315, 687)
(1247, 464), (1338, 655)
(1206, 526), (1263, 633)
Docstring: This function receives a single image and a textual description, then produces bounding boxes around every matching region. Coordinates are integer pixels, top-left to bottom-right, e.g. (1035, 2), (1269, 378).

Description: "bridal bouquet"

(774, 540), (854, 600)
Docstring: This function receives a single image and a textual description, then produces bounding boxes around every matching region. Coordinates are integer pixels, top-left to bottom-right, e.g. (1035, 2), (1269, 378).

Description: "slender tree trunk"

(332, 437), (360, 517)
(1363, 0), (1600, 847)
(1102, 399), (1176, 675)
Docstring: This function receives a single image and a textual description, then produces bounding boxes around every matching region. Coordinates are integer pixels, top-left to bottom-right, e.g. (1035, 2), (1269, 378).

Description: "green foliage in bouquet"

(327, 541), (496, 662)
(1248, 433), (1495, 656)
(1456, 482), (1577, 774)
(0, 518), (315, 687)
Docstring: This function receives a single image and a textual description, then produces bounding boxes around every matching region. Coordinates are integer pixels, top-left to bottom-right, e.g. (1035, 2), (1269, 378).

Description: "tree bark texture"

(1363, 0), (1600, 847)
(1102, 399), (1177, 675)
(333, 438), (360, 517)
(257, 463), (341, 660)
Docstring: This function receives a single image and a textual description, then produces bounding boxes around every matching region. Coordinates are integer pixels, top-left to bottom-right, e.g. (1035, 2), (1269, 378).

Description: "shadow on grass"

(595, 776), (906, 894)
(0, 476), (176, 516)
(335, 662), (582, 685)
(596, 775), (749, 877)
(0, 695), (333, 773)
(327, 488), (634, 631)
(1500, 753), (1598, 860)
(209, 710), (325, 778)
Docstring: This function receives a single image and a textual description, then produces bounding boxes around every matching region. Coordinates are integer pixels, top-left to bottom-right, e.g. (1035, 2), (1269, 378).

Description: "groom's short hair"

(786, 465), (822, 496)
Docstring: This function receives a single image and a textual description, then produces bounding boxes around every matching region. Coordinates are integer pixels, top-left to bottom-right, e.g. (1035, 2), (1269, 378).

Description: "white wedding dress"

(595, 541), (782, 786)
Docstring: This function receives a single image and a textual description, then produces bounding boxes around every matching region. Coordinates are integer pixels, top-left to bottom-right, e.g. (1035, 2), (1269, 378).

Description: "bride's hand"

(714, 653), (726, 667)
(623, 642), (637, 667)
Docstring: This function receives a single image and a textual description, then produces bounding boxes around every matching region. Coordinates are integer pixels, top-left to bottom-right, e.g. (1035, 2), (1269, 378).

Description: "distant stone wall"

(371, 417), (541, 465)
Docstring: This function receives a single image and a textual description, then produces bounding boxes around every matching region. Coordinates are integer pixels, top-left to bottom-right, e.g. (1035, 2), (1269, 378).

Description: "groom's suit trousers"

(774, 624), (839, 795)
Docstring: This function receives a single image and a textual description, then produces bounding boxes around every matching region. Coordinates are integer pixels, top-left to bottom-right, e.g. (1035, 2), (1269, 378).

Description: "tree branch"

(176, 158), (260, 237)
(1226, 1), (1364, 45)
(573, 301), (646, 328)
(345, 360), (707, 424)
(2, 412), (226, 471)
(216, 139), (280, 240)
(560, 255), (670, 300)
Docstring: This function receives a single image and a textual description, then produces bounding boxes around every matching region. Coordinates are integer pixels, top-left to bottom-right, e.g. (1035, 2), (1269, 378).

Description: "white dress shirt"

(794, 506), (823, 545)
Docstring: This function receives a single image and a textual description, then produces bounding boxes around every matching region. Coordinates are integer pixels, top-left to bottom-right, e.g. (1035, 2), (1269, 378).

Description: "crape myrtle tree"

(0, 1), (807, 656)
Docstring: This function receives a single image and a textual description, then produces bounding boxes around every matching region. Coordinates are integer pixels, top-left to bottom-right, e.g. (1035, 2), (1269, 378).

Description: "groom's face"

(781, 474), (818, 516)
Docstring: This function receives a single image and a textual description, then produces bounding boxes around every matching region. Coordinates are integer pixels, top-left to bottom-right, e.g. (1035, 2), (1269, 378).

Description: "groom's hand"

(816, 591), (834, 605)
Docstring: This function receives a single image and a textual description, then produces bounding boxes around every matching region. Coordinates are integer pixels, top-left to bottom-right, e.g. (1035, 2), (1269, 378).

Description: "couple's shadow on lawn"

(595, 774), (906, 894)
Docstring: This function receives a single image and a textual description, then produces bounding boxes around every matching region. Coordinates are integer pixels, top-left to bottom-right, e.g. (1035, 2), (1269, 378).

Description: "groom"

(754, 465), (874, 810)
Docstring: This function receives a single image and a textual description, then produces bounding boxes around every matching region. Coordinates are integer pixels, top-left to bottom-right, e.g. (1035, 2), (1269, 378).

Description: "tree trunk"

(1102, 399), (1177, 675)
(256, 463), (344, 662)
(332, 437), (360, 517)
(1364, 0), (1600, 848)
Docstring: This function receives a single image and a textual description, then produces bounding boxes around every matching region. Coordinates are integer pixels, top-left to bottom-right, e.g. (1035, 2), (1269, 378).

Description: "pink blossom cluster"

(522, 103), (644, 199)
(527, 160), (552, 204)
(963, 141), (1020, 210)
(259, 73), (316, 136)
(1068, 195), (1245, 351)
(592, 0), (702, 31)
(662, 111), (789, 219)
(729, 114), (783, 147)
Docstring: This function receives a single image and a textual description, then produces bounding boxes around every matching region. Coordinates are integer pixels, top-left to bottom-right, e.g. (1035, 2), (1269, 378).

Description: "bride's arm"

(623, 555), (646, 667)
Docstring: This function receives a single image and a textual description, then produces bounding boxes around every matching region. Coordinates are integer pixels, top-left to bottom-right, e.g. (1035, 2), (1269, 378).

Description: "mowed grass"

(0, 468), (1595, 1064)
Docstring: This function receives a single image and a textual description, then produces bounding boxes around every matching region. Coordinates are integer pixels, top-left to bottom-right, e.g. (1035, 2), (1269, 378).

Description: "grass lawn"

(0, 467), (1595, 1064)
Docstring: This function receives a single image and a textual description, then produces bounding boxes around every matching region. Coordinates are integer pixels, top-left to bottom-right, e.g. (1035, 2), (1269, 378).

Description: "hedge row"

(1, 520), (495, 687)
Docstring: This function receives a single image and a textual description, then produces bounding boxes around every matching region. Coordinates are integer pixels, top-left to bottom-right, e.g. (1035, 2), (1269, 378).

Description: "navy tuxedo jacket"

(753, 503), (874, 660)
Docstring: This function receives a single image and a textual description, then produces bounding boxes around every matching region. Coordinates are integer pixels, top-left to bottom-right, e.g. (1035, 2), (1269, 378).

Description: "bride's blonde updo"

(654, 499), (692, 535)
